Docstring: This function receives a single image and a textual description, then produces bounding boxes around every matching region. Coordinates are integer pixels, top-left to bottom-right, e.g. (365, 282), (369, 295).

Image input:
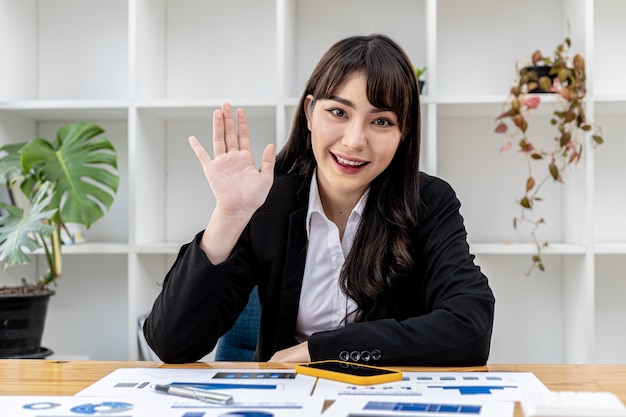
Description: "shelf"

(1, 0), (625, 364)
(59, 243), (133, 255)
(470, 242), (586, 256)
(135, 100), (278, 120)
(0, 101), (129, 120)
(594, 244), (626, 255)
(134, 243), (186, 255)
(20, 243), (131, 257)
(0, 0), (128, 102)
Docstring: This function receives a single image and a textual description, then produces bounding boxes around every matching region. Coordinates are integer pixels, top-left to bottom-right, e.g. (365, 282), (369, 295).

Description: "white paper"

(75, 367), (322, 413)
(324, 396), (515, 417)
(314, 371), (548, 401)
(0, 395), (323, 417)
(2, 369), (549, 417)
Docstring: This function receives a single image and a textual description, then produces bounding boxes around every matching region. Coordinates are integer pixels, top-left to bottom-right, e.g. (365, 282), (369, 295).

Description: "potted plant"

(415, 66), (427, 93)
(0, 121), (119, 358)
(494, 34), (603, 274)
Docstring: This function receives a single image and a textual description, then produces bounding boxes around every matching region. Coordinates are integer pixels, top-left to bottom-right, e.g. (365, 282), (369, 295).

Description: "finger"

(260, 143), (276, 176)
(222, 102), (237, 152)
(236, 108), (252, 153)
(212, 109), (226, 156)
(189, 136), (212, 165)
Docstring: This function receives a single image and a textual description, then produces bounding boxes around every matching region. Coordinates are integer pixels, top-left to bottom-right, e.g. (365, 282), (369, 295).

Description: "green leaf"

(539, 76), (552, 92)
(0, 183), (57, 267)
(20, 122), (119, 228)
(549, 163), (559, 180)
(0, 143), (26, 185)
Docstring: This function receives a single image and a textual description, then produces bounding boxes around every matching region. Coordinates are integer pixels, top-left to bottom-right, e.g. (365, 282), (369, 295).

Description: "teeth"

(336, 155), (366, 167)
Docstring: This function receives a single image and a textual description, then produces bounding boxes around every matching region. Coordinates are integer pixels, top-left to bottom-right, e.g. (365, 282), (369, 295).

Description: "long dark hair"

(276, 34), (422, 322)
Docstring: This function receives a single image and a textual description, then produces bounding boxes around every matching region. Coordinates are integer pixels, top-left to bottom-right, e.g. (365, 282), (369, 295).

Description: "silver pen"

(154, 384), (234, 405)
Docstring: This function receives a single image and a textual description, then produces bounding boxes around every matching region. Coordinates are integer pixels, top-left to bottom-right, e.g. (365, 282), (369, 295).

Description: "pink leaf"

(519, 140), (535, 153)
(500, 141), (513, 152)
(495, 122), (508, 134)
(523, 96), (541, 109)
(550, 77), (560, 93)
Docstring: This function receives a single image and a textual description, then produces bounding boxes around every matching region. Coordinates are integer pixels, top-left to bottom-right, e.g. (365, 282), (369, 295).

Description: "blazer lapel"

(275, 179), (310, 349)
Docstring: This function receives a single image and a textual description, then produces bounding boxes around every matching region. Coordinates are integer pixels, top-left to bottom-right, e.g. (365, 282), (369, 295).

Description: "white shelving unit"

(1, 0), (624, 363)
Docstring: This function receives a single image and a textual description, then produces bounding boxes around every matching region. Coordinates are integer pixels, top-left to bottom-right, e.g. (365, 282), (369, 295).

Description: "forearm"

(199, 207), (254, 264)
(308, 308), (493, 366)
(144, 236), (236, 363)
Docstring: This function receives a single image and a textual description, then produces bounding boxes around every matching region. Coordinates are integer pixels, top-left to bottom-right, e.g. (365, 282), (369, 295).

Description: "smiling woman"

(143, 34), (495, 367)
(304, 71), (402, 233)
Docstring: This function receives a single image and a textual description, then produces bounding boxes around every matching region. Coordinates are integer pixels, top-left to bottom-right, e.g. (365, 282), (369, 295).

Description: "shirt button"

(339, 351), (350, 361)
(371, 349), (382, 361)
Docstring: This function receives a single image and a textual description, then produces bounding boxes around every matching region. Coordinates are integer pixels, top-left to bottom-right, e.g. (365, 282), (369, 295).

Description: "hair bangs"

(310, 36), (416, 137)
(309, 48), (366, 100)
(364, 45), (415, 137)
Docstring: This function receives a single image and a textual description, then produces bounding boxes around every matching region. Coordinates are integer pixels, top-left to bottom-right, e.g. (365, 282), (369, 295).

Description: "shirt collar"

(306, 169), (369, 237)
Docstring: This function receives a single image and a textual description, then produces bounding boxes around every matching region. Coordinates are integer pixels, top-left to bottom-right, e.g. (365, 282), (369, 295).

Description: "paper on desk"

(75, 367), (322, 412)
(0, 395), (324, 417)
(323, 396), (515, 417)
(314, 371), (549, 401)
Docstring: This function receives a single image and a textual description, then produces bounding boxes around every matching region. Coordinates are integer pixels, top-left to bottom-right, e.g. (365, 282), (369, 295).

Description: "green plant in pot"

(415, 66), (427, 93)
(0, 121), (119, 358)
(494, 35), (603, 274)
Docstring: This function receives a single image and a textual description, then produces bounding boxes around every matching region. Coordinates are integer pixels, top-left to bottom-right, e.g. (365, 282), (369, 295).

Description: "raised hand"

(189, 102), (275, 218)
(190, 103), (275, 263)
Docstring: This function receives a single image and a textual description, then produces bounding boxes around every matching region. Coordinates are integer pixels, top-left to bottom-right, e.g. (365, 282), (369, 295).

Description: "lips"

(332, 153), (368, 168)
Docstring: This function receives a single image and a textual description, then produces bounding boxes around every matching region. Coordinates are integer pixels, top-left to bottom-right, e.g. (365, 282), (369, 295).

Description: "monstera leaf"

(0, 122), (119, 286)
(0, 143), (25, 185)
(0, 183), (56, 267)
(20, 122), (119, 228)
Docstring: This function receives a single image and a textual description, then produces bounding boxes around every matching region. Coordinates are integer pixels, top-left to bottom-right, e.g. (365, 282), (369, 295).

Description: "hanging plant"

(494, 34), (603, 274)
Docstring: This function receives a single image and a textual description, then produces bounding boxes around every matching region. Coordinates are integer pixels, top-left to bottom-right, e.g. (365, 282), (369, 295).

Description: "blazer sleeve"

(143, 232), (256, 364)
(307, 176), (495, 366)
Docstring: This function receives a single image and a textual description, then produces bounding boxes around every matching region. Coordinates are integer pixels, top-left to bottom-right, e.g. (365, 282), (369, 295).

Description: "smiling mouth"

(333, 153), (368, 168)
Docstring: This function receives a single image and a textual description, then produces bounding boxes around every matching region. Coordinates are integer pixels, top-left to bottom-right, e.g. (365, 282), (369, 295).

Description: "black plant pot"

(522, 65), (556, 93)
(0, 290), (54, 358)
(418, 80), (425, 94)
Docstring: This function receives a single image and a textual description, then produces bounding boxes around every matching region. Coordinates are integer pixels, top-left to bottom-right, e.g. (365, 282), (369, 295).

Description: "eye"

(373, 117), (395, 127)
(328, 108), (347, 118)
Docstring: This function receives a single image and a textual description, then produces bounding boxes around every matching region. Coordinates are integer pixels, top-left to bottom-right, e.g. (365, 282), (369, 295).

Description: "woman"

(144, 34), (495, 365)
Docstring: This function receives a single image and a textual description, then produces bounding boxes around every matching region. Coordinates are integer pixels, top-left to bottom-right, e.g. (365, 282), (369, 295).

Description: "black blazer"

(144, 172), (495, 365)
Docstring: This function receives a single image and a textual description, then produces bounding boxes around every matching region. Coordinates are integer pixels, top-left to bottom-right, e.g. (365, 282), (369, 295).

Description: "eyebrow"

(328, 95), (393, 114)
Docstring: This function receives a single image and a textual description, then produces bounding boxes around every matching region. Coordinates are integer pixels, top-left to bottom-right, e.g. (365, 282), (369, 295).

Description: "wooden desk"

(1, 360), (625, 417)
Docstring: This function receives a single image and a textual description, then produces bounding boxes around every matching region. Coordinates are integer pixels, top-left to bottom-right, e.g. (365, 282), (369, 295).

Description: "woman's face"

(305, 71), (402, 205)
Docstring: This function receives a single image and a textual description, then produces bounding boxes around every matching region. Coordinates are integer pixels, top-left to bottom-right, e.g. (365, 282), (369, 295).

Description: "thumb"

(189, 136), (212, 165)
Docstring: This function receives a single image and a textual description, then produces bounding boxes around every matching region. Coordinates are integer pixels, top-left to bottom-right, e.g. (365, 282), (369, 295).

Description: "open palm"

(189, 103), (275, 218)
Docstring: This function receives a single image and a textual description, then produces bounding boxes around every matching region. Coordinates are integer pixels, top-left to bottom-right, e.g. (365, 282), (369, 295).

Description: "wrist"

(199, 209), (251, 263)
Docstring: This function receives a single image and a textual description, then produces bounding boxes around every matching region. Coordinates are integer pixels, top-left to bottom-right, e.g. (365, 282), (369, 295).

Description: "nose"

(342, 120), (366, 150)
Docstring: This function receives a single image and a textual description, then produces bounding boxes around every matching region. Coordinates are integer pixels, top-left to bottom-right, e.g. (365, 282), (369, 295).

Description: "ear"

(304, 94), (315, 131)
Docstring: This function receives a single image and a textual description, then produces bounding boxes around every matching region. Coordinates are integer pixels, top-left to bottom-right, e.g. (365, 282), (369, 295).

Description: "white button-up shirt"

(294, 171), (367, 343)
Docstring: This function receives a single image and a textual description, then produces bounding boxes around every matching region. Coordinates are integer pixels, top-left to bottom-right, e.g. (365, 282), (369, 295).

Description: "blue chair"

(214, 286), (261, 361)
